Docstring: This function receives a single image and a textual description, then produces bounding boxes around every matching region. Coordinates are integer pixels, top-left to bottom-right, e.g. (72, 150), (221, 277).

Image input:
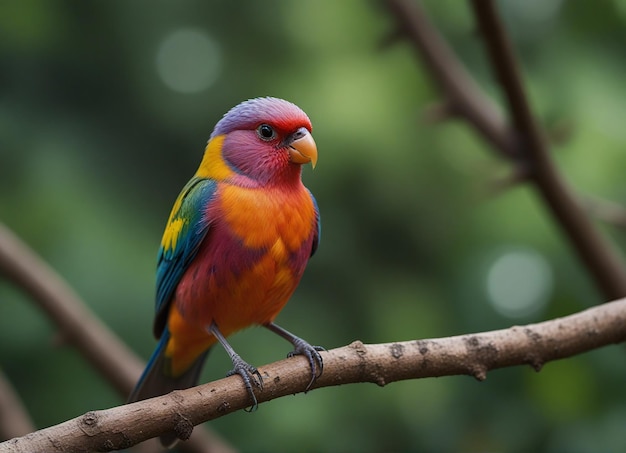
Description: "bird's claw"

(226, 356), (263, 412)
(287, 338), (325, 392)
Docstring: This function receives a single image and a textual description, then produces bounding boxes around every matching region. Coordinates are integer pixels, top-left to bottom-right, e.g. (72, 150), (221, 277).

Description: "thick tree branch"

(384, 0), (626, 300)
(0, 223), (234, 453)
(2, 298), (625, 452)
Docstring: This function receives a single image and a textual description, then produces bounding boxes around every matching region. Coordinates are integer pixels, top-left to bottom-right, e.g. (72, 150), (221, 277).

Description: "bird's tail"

(127, 328), (210, 447)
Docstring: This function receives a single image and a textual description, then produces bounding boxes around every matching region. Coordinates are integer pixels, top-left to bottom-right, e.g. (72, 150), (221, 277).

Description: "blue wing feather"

(153, 177), (217, 338)
(309, 190), (321, 257)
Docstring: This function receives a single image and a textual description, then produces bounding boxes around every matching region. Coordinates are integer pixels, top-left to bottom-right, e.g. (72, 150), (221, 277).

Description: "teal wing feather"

(153, 177), (217, 338)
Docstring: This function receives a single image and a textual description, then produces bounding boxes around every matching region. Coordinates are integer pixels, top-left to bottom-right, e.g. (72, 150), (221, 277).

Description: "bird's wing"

(309, 190), (321, 258)
(153, 177), (217, 338)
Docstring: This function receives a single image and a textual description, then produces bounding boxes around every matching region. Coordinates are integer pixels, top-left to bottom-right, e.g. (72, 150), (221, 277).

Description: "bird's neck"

(226, 164), (303, 191)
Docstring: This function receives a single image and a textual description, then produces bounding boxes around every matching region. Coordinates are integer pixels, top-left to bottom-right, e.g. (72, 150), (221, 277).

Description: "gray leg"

(208, 322), (262, 411)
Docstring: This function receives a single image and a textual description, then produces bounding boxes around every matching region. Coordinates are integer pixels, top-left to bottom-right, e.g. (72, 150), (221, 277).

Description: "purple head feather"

(210, 97), (311, 139)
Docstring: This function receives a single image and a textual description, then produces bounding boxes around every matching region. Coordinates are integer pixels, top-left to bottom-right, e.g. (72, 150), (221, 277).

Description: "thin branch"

(469, 0), (626, 299)
(2, 298), (625, 452)
(384, 0), (626, 300)
(0, 223), (141, 392)
(384, 0), (516, 157)
(0, 223), (234, 453)
(0, 371), (34, 440)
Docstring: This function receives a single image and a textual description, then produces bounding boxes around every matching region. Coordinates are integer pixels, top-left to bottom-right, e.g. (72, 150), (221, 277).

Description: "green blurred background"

(2, 1), (626, 451)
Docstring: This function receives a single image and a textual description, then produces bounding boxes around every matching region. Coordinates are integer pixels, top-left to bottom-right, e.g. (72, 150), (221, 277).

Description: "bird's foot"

(226, 355), (263, 412)
(286, 337), (325, 392)
(264, 322), (325, 392)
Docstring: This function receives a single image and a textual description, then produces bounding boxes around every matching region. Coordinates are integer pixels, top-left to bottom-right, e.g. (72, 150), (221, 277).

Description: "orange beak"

(288, 130), (318, 169)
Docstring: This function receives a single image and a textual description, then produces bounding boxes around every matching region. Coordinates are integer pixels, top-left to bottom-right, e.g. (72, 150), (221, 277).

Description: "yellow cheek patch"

(196, 135), (234, 180)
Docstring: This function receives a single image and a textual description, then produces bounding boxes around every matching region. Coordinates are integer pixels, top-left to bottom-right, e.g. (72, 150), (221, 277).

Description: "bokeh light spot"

(486, 249), (553, 319)
(156, 28), (221, 94)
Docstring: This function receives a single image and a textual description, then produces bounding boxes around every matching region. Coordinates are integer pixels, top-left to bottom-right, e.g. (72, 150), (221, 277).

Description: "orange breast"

(220, 184), (316, 251)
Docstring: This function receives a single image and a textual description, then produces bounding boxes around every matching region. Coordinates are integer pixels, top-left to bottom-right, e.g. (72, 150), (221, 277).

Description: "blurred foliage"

(2, 1), (626, 452)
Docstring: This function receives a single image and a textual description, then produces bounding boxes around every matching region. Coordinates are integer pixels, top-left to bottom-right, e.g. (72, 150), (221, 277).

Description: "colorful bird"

(127, 97), (323, 446)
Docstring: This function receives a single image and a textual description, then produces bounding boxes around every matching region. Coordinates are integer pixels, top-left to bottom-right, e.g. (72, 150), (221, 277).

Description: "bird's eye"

(257, 124), (275, 141)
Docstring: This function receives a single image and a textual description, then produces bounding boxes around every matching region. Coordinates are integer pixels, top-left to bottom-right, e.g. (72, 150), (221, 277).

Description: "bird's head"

(199, 97), (317, 186)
